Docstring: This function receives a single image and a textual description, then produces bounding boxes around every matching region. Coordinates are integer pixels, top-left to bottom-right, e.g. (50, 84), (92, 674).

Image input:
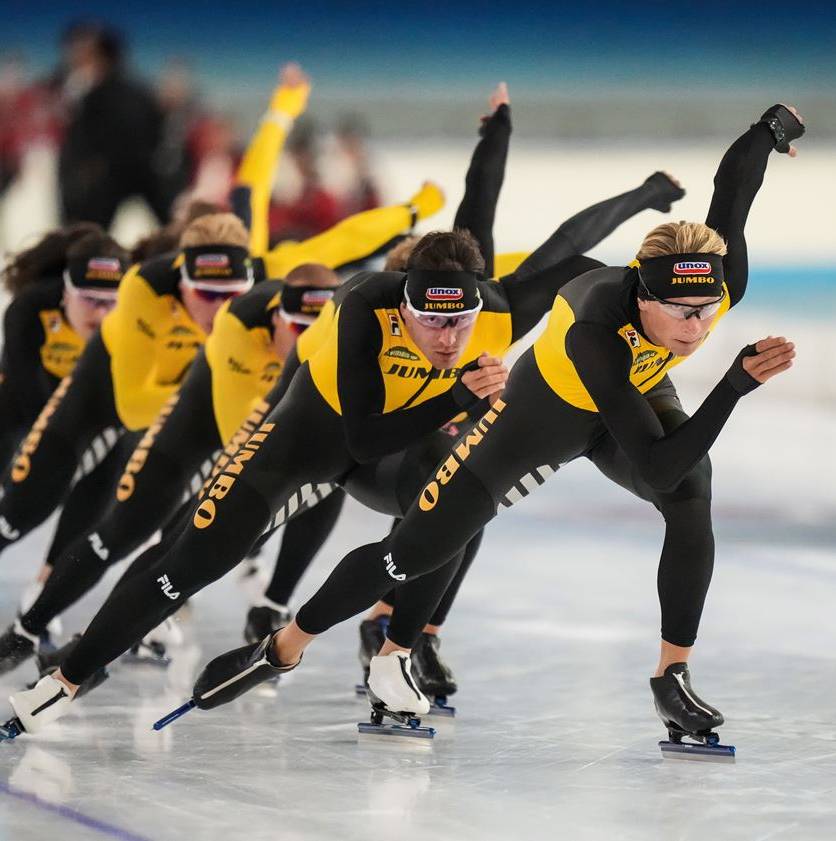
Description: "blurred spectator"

(0, 53), (62, 196)
(268, 116), (342, 243)
(57, 21), (169, 227)
(332, 112), (381, 215)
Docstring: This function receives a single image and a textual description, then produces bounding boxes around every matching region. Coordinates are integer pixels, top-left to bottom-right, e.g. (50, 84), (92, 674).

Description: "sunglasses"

(403, 287), (482, 330)
(191, 287), (246, 304)
(638, 276), (726, 321)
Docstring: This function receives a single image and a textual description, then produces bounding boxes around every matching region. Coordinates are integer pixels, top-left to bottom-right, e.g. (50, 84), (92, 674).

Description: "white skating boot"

(7, 674), (72, 736)
(358, 651), (434, 741)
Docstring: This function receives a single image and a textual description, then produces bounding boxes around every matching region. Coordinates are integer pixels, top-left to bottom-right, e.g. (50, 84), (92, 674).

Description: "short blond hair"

(179, 213), (249, 249)
(384, 235), (420, 271)
(637, 221), (727, 261)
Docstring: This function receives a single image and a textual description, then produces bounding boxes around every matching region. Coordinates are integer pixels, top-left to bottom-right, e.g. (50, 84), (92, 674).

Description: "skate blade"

(0, 717), (23, 742)
(659, 740), (736, 763)
(427, 697), (456, 718)
(357, 721), (435, 745)
(152, 699), (196, 731)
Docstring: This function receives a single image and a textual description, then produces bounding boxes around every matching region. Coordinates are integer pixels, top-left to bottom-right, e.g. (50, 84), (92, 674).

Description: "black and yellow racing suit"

(17, 280), (344, 635)
(0, 278), (85, 471)
(285, 122), (781, 651)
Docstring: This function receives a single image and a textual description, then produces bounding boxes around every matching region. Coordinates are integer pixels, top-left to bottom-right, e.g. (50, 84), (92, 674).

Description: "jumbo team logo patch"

(426, 287), (463, 301)
(625, 328), (641, 348)
(673, 261), (712, 276)
(195, 254), (230, 269)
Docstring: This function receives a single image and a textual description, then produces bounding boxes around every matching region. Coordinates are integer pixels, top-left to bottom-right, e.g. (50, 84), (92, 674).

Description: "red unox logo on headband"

(195, 254), (230, 269)
(673, 261), (712, 275)
(301, 290), (334, 306)
(87, 257), (121, 273)
(426, 287), (464, 301)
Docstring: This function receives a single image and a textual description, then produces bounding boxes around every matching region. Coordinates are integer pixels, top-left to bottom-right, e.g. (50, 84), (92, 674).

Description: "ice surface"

(0, 395), (834, 841)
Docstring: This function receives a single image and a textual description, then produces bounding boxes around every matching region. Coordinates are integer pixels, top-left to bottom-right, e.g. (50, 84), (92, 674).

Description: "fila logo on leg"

(383, 552), (406, 581)
(88, 532), (109, 561)
(157, 574), (181, 600)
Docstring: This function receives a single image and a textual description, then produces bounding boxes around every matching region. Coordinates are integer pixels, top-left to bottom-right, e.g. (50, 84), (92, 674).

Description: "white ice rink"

(0, 383), (834, 841)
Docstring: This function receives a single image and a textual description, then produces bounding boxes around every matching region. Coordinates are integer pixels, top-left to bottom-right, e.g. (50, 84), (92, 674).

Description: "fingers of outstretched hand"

(490, 81), (510, 110)
(743, 338), (796, 382)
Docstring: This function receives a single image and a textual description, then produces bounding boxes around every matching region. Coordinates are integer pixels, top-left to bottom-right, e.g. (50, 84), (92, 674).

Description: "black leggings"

(61, 368), (485, 683)
(295, 349), (714, 649)
(18, 352), (221, 635)
(0, 333), (123, 555)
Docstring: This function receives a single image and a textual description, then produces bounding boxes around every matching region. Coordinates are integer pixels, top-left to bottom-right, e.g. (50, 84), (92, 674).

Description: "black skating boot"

(650, 662), (734, 761)
(410, 633), (457, 698)
(357, 616), (389, 690)
(193, 633), (299, 710)
(244, 601), (292, 644)
(0, 621), (38, 676)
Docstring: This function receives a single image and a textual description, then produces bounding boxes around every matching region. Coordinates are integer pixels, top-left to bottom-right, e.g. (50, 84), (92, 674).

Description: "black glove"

(479, 102), (511, 138)
(450, 358), (485, 411)
(724, 344), (761, 395)
(752, 105), (805, 153)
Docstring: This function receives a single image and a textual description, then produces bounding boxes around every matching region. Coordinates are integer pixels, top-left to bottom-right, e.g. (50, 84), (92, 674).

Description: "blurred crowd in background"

(0, 21), (382, 248)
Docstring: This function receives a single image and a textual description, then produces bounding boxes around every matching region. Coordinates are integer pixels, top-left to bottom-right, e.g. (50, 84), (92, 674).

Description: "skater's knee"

(658, 455), (712, 508)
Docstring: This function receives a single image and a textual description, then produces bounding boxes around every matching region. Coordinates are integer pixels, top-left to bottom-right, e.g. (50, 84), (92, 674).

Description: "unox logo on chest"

(673, 261), (712, 276)
(195, 254), (230, 269)
(426, 287), (464, 301)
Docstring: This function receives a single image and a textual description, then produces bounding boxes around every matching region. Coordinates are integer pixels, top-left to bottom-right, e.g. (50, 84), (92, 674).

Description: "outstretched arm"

(453, 82), (512, 277)
(568, 323), (795, 491)
(232, 63), (311, 255)
(705, 104), (804, 307)
(514, 172), (685, 280)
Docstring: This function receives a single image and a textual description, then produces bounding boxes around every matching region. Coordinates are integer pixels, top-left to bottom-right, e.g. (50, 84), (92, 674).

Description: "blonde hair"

(384, 235), (420, 271)
(636, 221), (727, 261)
(179, 213), (249, 249)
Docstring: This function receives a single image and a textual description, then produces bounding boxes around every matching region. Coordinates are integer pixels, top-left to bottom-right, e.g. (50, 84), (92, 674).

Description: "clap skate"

(357, 651), (435, 741)
(650, 662), (735, 762)
(153, 632), (299, 731)
(1, 675), (73, 743)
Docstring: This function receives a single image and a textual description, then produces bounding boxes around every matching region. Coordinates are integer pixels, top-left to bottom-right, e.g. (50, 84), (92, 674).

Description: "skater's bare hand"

(742, 336), (795, 383)
(461, 353), (509, 399)
(488, 81), (510, 113)
(279, 62), (309, 90)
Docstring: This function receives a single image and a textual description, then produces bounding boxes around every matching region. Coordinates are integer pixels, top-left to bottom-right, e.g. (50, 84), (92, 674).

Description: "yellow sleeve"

(237, 80), (311, 257)
(205, 305), (276, 444)
(101, 267), (182, 431)
(494, 252), (530, 278)
(264, 204), (412, 278)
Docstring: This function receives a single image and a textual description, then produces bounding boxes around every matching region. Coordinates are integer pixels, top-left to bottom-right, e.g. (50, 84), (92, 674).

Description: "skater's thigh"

(342, 429), (457, 518)
(586, 380), (712, 507)
(228, 369), (351, 506)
